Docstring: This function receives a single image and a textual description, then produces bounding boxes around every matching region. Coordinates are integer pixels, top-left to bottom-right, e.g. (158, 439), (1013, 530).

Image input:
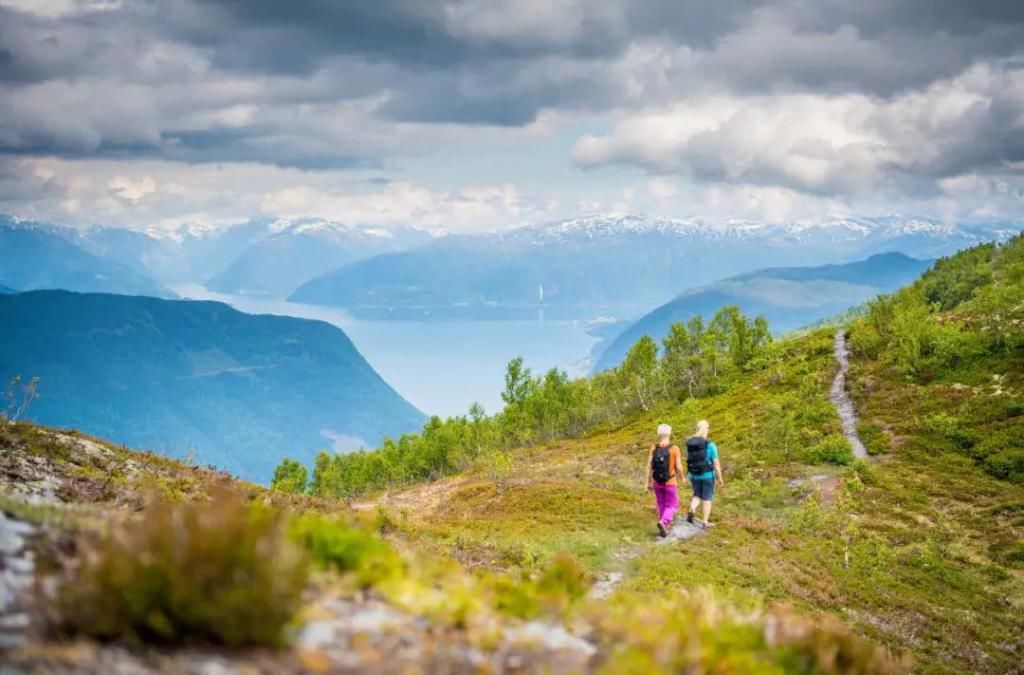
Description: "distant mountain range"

(592, 252), (934, 371)
(0, 219), (175, 298)
(0, 291), (425, 481)
(0, 215), (433, 299)
(205, 218), (431, 297)
(289, 214), (1020, 320)
(3, 212), (1021, 318)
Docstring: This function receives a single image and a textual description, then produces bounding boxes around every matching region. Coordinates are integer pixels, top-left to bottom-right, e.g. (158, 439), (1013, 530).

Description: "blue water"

(174, 285), (599, 418)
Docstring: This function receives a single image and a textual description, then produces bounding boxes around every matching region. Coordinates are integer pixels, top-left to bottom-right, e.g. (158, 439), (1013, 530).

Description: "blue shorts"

(690, 477), (715, 501)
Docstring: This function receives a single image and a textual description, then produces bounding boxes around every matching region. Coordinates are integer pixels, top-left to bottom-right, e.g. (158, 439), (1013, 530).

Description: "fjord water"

(174, 285), (598, 418)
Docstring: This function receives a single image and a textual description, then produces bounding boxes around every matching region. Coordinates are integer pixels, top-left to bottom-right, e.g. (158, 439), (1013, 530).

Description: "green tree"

(620, 335), (658, 410)
(502, 357), (535, 408)
(270, 458), (308, 494)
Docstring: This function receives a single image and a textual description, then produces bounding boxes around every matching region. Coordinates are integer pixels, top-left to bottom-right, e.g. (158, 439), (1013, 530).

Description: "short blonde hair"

(696, 419), (710, 436)
(657, 423), (672, 438)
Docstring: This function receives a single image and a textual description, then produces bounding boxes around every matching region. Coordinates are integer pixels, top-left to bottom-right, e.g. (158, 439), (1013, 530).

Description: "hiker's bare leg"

(689, 496), (701, 514)
(702, 500), (712, 523)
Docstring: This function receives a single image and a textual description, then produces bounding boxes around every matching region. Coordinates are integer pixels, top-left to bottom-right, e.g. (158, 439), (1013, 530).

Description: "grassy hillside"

(3, 236), (1022, 673)
(306, 235), (1024, 671)
(365, 326), (1023, 672)
(2, 418), (899, 673)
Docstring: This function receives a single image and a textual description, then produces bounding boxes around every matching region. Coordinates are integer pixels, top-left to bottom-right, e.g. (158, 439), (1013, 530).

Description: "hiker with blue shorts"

(685, 419), (724, 528)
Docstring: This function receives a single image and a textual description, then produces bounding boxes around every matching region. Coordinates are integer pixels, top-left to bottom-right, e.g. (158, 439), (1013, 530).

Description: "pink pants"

(653, 483), (679, 526)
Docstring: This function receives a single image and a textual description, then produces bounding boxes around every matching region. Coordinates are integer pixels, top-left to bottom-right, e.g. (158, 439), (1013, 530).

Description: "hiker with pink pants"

(644, 423), (685, 538)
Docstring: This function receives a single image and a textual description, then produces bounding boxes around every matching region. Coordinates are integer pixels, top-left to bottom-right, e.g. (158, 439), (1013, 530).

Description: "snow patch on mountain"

(269, 218), (399, 239)
(145, 221), (238, 243)
(502, 213), (1021, 246)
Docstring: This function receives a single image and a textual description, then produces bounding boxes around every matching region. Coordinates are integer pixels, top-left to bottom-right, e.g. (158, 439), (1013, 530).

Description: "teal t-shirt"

(688, 441), (718, 481)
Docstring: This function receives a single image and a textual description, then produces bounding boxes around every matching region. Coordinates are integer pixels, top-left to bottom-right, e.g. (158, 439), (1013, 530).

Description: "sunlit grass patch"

(594, 589), (908, 674)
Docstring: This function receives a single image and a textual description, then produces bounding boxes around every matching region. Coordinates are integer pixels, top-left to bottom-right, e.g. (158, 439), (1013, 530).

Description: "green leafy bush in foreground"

(48, 492), (308, 647)
(289, 513), (404, 588)
(491, 552), (592, 620)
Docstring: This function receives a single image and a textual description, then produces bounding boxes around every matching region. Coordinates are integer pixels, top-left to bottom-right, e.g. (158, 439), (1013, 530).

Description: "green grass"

(11, 238), (1024, 672)
(373, 328), (1024, 673)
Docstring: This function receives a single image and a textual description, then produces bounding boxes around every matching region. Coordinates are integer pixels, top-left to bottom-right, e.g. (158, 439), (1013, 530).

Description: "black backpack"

(686, 437), (711, 475)
(651, 445), (672, 484)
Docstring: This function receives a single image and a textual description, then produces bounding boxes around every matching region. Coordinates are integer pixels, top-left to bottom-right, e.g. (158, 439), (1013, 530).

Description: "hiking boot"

(701, 520), (715, 529)
(686, 511), (695, 525)
(657, 522), (667, 538)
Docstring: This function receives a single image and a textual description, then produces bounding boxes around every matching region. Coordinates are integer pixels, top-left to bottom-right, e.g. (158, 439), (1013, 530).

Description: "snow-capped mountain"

(0, 215), (432, 292)
(204, 217), (432, 297)
(3, 212), (1019, 313)
(0, 216), (175, 298)
(510, 214), (707, 241)
(289, 213), (1022, 320)
(509, 213), (1013, 246)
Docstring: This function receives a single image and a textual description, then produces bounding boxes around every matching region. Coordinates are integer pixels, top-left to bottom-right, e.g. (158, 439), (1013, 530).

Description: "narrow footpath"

(829, 330), (869, 460)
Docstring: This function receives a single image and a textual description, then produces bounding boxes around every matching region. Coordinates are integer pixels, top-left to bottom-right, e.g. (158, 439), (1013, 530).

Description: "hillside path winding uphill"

(599, 330), (869, 598)
(830, 330), (869, 460)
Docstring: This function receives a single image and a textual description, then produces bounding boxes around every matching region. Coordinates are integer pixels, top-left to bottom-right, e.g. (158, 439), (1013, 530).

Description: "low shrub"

(290, 513), (404, 588)
(984, 448), (1024, 483)
(851, 459), (876, 486)
(474, 447), (514, 483)
(922, 413), (976, 452)
(595, 591), (908, 674)
(49, 491), (308, 647)
(491, 553), (592, 620)
(857, 423), (888, 456)
(536, 552), (592, 606)
(805, 436), (854, 466)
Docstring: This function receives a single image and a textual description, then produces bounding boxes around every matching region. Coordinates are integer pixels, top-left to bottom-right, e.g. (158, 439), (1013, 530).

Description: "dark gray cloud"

(0, 0), (1022, 200)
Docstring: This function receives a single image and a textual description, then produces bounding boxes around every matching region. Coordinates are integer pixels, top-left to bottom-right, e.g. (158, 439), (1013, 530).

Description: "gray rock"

(0, 613), (29, 630)
(296, 620), (336, 649)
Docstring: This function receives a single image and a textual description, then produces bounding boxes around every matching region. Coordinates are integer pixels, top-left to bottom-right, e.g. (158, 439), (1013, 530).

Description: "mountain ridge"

(0, 290), (426, 481)
(289, 215), (1004, 319)
(205, 217), (432, 297)
(593, 252), (933, 371)
(0, 220), (176, 298)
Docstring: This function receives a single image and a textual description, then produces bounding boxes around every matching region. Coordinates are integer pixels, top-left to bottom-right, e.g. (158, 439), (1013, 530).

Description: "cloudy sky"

(1, 0), (1023, 232)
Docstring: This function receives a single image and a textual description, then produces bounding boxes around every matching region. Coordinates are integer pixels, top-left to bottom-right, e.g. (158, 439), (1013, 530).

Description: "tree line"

(272, 305), (772, 499)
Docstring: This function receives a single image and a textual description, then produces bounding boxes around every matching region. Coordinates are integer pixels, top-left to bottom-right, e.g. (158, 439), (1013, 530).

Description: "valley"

(1, 236), (1022, 673)
(175, 285), (601, 417)
(5, 4), (1024, 672)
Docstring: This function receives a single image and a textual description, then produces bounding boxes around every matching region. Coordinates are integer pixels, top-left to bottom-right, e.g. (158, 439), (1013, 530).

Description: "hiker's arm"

(713, 459), (724, 486)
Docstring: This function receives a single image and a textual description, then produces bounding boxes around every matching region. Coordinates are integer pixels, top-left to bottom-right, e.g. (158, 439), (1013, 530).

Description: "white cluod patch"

(320, 429), (368, 454)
